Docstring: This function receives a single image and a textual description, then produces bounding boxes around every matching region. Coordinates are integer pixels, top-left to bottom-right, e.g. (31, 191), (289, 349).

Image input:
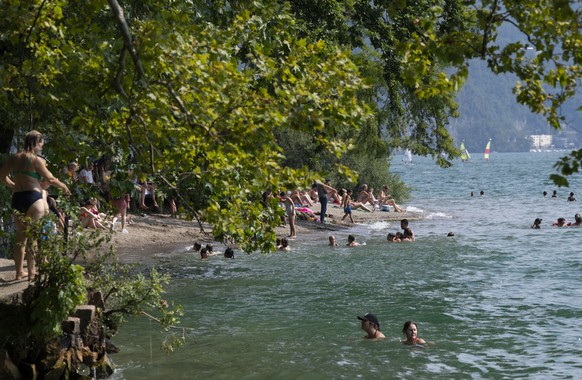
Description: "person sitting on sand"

(79, 198), (109, 230)
(357, 313), (385, 339)
(346, 234), (360, 247)
(357, 184), (373, 206)
(342, 188), (373, 213)
(329, 235), (339, 246)
(377, 185), (405, 212)
(401, 219), (415, 241)
(531, 218), (542, 229)
(553, 217), (567, 227)
(401, 321), (426, 345)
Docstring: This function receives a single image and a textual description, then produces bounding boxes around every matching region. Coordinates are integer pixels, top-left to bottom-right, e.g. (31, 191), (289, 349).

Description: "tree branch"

(107, 0), (146, 82)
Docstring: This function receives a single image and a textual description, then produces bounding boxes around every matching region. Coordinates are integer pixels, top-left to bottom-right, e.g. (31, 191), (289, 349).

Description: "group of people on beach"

(272, 181), (406, 239)
(0, 130), (170, 281)
(357, 313), (428, 345)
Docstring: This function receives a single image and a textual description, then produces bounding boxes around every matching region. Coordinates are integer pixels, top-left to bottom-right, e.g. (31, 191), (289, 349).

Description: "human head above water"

(402, 320), (418, 333)
(357, 313), (380, 330)
(224, 247), (234, 259)
(347, 234), (355, 243)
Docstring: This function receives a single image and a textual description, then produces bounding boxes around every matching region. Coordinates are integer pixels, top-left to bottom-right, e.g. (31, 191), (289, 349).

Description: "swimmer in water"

(357, 313), (385, 339)
(402, 321), (426, 345)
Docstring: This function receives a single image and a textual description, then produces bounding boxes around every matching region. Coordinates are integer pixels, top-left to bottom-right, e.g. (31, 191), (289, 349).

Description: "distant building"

(530, 134), (552, 150)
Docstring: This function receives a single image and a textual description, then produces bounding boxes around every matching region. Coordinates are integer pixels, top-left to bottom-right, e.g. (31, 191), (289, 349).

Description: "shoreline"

(0, 205), (421, 299)
(111, 205), (422, 257)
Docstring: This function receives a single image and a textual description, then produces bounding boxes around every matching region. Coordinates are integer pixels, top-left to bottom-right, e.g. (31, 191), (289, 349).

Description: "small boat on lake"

(484, 139), (492, 161)
(460, 141), (471, 162)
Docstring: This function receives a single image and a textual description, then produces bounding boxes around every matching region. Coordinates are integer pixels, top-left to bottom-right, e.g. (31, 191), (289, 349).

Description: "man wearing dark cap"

(357, 313), (385, 339)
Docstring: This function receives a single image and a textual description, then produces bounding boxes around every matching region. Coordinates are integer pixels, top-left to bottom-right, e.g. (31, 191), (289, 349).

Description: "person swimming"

(402, 321), (426, 345)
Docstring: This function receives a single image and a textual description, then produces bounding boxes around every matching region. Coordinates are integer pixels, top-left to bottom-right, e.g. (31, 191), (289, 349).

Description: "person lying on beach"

(401, 321), (426, 345)
(342, 188), (373, 213)
(291, 189), (316, 207)
(357, 313), (385, 340)
(329, 235), (339, 246)
(552, 218), (567, 227)
(346, 234), (361, 247)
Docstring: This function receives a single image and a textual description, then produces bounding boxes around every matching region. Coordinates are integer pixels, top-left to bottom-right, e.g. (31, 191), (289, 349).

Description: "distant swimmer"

(400, 219), (415, 241)
(278, 237), (291, 251)
(568, 192), (576, 202)
(447, 232), (455, 237)
(387, 233), (400, 242)
(552, 190), (558, 198)
(531, 218), (542, 229)
(480, 190), (485, 196)
(543, 191), (548, 198)
(224, 247), (234, 259)
(402, 321), (427, 345)
(552, 218), (567, 227)
(357, 313), (385, 339)
(346, 234), (361, 247)
(328, 235), (339, 246)
(567, 214), (582, 226)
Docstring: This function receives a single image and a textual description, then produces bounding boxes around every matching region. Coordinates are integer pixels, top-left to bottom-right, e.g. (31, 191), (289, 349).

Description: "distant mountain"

(451, 27), (582, 153)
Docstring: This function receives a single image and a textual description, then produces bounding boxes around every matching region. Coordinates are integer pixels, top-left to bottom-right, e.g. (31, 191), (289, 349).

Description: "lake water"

(111, 152), (582, 379)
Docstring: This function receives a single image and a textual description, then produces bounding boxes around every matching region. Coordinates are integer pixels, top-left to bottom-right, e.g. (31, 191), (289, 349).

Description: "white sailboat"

(403, 149), (412, 165)
(460, 141), (471, 162)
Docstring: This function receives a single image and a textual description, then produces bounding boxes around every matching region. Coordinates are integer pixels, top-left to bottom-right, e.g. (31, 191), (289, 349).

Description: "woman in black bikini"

(0, 130), (70, 281)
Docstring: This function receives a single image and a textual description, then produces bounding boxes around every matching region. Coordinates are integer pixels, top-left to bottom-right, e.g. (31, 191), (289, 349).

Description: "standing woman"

(0, 130), (71, 280)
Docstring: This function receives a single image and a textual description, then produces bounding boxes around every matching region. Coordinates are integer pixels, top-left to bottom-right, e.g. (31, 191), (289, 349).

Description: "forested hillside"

(452, 26), (582, 153)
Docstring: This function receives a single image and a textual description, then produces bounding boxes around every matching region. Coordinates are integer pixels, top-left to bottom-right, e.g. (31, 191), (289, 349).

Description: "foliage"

(0, 0), (371, 253)
(86, 261), (185, 353)
(0, 210), (185, 355)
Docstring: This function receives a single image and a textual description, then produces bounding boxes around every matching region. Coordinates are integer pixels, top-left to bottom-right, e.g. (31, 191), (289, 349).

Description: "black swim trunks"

(11, 190), (43, 214)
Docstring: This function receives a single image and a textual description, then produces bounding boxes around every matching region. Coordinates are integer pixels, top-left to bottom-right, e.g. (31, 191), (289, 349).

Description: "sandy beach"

(110, 205), (421, 256)
(0, 205), (420, 300)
